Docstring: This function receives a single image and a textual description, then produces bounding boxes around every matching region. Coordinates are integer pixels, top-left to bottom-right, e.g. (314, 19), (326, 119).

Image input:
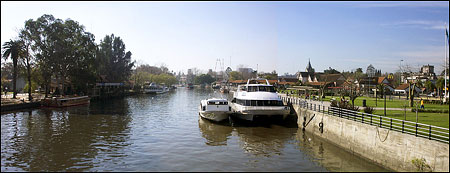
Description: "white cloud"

(381, 20), (449, 30)
(350, 2), (448, 8)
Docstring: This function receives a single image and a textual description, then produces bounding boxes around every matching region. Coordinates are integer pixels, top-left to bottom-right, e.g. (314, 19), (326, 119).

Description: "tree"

(23, 14), (98, 96)
(229, 71), (243, 81)
(19, 29), (34, 101)
(409, 82), (416, 107)
(436, 77), (445, 98)
(355, 68), (363, 74)
(27, 14), (61, 97)
(324, 67), (340, 74)
(416, 80), (423, 88)
(194, 74), (215, 85)
(96, 34), (135, 83)
(2, 39), (22, 98)
(424, 80), (435, 94)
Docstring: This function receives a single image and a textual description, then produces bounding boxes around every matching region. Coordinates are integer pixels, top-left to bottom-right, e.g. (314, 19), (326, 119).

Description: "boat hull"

(199, 111), (230, 122)
(41, 96), (90, 108)
(230, 103), (290, 121)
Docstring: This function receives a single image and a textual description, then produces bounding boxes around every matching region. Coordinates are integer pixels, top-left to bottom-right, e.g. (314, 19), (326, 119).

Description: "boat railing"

(242, 106), (289, 111)
(58, 96), (89, 101)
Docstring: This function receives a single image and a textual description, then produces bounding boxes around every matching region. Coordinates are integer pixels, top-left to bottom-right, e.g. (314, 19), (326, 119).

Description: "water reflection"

(198, 117), (232, 146)
(1, 100), (132, 172)
(234, 124), (298, 157)
(295, 130), (390, 172)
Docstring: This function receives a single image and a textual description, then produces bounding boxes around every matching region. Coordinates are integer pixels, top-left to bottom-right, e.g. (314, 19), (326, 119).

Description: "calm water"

(1, 88), (389, 172)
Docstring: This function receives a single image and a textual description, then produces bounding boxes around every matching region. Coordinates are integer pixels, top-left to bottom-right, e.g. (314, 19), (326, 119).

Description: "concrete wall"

(293, 104), (449, 172)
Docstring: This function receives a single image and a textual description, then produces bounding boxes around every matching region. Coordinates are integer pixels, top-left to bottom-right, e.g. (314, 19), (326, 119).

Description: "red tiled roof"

(395, 83), (409, 90)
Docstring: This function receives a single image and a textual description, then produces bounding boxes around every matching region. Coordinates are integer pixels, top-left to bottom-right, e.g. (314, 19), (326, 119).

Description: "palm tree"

(2, 39), (23, 99)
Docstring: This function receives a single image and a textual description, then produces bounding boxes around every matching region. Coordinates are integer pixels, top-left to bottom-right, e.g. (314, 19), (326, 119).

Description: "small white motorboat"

(199, 98), (231, 122)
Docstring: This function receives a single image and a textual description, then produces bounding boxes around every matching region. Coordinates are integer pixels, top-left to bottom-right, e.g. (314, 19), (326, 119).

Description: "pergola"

(286, 86), (320, 96)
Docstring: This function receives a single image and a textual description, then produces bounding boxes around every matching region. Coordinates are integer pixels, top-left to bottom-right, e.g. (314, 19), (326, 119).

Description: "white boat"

(199, 98), (231, 122)
(230, 78), (290, 121)
(143, 82), (168, 94)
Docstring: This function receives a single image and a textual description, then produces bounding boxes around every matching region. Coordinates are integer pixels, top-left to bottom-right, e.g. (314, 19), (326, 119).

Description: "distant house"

(377, 77), (395, 92)
(315, 73), (347, 88)
(395, 83), (421, 95)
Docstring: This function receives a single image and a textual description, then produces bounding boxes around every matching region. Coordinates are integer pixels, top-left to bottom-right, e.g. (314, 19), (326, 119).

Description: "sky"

(1, 1), (449, 75)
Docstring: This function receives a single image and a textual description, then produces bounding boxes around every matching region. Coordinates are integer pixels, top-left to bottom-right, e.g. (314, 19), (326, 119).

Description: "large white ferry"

(230, 78), (290, 121)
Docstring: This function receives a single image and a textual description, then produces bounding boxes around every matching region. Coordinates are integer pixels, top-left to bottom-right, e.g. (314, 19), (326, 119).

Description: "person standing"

(420, 98), (425, 109)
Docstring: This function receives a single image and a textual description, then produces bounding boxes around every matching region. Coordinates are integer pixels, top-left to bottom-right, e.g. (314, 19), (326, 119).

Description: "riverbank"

(1, 93), (44, 113)
(279, 93), (449, 128)
(281, 95), (449, 172)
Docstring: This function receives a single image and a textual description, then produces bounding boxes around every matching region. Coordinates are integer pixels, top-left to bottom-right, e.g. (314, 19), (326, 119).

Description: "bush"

(364, 106), (375, 114)
(411, 158), (432, 172)
(330, 100), (338, 107)
(331, 100), (360, 111)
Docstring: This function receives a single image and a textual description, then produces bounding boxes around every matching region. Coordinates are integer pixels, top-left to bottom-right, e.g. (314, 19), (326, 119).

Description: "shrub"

(411, 158), (432, 172)
(330, 100), (338, 107)
(364, 106), (375, 114)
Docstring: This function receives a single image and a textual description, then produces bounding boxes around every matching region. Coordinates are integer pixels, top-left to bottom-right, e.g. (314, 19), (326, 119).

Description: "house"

(377, 77), (395, 93)
(395, 83), (421, 95)
(316, 73), (346, 86)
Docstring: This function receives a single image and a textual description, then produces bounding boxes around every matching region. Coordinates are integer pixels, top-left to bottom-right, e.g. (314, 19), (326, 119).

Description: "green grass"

(375, 110), (449, 128)
(278, 92), (449, 128)
(324, 96), (449, 110)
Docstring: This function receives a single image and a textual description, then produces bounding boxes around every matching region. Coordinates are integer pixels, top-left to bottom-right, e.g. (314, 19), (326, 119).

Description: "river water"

(1, 88), (389, 172)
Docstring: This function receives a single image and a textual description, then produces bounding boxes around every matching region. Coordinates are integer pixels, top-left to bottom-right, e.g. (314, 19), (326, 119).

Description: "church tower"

(306, 58), (315, 74)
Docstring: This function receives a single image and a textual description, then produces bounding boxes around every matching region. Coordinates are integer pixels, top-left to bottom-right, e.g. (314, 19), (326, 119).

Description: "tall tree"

(324, 67), (340, 74)
(2, 39), (22, 98)
(424, 80), (436, 94)
(229, 71), (243, 81)
(26, 14), (97, 96)
(19, 29), (34, 101)
(96, 34), (135, 83)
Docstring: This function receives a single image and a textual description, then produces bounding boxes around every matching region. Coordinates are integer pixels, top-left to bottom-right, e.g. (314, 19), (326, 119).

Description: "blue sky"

(1, 1), (449, 75)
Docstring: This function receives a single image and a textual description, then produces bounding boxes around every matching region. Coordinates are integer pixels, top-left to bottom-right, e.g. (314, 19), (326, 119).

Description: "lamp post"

(383, 85), (386, 116)
(400, 59), (403, 85)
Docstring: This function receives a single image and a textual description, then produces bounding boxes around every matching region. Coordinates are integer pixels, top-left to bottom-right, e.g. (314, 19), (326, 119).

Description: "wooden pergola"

(286, 86), (320, 96)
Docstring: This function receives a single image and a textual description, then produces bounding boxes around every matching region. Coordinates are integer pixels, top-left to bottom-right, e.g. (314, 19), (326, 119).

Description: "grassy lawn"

(374, 110), (449, 128)
(324, 96), (449, 110)
(278, 92), (449, 128)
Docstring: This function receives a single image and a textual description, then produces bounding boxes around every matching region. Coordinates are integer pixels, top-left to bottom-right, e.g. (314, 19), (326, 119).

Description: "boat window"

(258, 86), (266, 92)
(257, 100), (264, 106)
(251, 100), (257, 106)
